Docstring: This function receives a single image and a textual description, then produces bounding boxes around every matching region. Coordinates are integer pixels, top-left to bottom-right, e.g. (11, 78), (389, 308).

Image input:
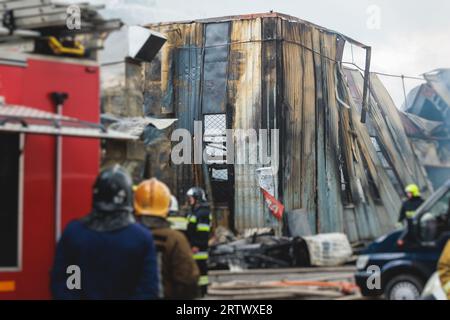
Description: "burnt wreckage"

(102, 12), (431, 243)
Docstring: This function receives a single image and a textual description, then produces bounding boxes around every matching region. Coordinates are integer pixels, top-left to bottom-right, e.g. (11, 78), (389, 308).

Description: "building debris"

(127, 26), (167, 63)
(102, 114), (178, 183)
(302, 233), (353, 267)
(401, 69), (450, 189)
(209, 228), (353, 270)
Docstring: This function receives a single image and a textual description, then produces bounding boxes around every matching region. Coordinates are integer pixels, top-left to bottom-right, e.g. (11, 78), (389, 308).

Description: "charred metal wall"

(141, 23), (205, 199)
(227, 18), (281, 231)
(142, 13), (428, 241)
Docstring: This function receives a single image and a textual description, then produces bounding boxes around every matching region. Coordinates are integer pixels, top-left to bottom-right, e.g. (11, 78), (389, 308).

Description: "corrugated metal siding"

(338, 69), (403, 240)
(261, 17), (282, 232)
(276, 17), (401, 240)
(144, 22), (204, 199)
(344, 69), (432, 195)
(173, 23), (204, 199)
(280, 23), (345, 236)
(369, 73), (433, 193)
(317, 31), (345, 234)
(281, 21), (317, 234)
(227, 18), (268, 230)
(281, 19), (304, 231)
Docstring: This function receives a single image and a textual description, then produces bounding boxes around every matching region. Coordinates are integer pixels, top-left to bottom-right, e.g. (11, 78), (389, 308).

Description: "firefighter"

(186, 187), (211, 296)
(438, 240), (450, 300)
(167, 194), (189, 233)
(50, 165), (159, 299)
(398, 184), (424, 223)
(134, 179), (200, 299)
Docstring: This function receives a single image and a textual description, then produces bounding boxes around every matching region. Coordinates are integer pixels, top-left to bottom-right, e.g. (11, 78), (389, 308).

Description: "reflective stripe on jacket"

(168, 216), (189, 231)
(199, 275), (209, 286)
(398, 196), (424, 222)
(193, 251), (209, 260)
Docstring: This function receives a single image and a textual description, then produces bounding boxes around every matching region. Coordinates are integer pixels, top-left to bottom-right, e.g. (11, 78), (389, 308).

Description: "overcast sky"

(87, 0), (450, 108)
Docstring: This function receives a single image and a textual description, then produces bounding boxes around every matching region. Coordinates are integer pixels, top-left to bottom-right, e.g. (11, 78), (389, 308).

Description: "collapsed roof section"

(344, 68), (432, 196)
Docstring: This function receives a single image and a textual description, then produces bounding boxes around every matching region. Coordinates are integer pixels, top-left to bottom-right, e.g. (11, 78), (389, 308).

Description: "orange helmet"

(134, 178), (171, 217)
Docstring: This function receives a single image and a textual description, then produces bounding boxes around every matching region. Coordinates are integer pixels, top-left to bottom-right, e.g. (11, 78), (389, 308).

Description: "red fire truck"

(0, 52), (134, 299)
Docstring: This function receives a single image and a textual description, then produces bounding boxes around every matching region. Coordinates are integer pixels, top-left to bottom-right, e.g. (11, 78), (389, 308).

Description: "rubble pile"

(209, 228), (354, 271)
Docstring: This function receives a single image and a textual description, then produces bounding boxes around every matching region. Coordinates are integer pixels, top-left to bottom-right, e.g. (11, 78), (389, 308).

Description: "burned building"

(103, 12), (430, 242)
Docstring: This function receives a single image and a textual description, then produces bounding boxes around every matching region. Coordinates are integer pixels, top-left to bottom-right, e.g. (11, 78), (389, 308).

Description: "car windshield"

(423, 189), (450, 220)
(415, 183), (450, 220)
(416, 184), (450, 242)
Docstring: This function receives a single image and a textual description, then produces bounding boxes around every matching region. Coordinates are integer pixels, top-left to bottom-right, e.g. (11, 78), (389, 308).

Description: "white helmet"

(169, 195), (179, 213)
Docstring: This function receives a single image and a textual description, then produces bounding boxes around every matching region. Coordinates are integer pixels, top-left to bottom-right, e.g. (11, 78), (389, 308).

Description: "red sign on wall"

(260, 187), (284, 221)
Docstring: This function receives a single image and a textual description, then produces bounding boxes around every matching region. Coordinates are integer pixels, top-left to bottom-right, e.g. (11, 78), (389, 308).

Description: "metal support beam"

(360, 46), (371, 123)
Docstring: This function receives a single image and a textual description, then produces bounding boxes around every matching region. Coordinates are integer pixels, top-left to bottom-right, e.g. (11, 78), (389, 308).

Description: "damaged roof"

(145, 11), (369, 47)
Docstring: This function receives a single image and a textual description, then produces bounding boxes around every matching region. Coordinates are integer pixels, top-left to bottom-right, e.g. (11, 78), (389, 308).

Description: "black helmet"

(92, 165), (133, 213)
(186, 187), (207, 203)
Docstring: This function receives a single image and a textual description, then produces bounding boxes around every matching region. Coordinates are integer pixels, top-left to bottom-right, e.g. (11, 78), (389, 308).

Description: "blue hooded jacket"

(50, 220), (159, 299)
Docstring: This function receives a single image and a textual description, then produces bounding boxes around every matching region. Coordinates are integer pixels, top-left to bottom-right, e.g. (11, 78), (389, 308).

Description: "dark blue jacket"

(50, 220), (159, 299)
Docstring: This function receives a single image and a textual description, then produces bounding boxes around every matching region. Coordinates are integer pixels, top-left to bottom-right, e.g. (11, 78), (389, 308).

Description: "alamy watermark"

(170, 121), (279, 173)
(66, 265), (81, 290)
(366, 4), (381, 30)
(66, 5), (81, 30)
(366, 265), (381, 290)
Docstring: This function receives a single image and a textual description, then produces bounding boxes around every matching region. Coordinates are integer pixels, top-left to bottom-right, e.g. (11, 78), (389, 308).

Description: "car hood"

(363, 230), (403, 254)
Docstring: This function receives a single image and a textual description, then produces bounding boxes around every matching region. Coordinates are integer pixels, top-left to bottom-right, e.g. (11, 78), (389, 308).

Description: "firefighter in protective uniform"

(51, 165), (159, 299)
(398, 184), (424, 223)
(134, 178), (200, 299)
(438, 240), (450, 300)
(186, 187), (211, 296)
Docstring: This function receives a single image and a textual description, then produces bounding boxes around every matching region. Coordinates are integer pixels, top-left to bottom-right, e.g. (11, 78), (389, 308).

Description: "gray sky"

(89, 0), (450, 108)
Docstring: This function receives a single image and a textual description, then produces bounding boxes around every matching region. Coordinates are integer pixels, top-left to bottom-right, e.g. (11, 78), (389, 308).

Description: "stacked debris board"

(207, 266), (359, 300)
(141, 12), (428, 241)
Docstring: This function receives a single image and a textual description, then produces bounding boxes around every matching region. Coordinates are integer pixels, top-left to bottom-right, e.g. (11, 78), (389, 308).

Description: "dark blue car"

(355, 181), (450, 300)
